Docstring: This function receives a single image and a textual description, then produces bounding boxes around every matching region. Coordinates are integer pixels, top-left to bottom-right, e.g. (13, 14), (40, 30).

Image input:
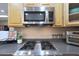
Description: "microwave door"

(24, 11), (45, 22)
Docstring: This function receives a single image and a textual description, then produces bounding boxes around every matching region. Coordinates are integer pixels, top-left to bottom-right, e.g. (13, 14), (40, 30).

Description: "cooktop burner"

(20, 41), (36, 50)
(14, 40), (58, 56)
(41, 41), (56, 50)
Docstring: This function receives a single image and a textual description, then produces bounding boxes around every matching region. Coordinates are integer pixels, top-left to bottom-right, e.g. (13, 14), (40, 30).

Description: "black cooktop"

(41, 41), (56, 50)
(20, 41), (56, 50)
(20, 41), (36, 50)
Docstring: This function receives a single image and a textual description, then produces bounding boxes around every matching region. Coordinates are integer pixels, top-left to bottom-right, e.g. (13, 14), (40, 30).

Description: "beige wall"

(15, 26), (79, 39)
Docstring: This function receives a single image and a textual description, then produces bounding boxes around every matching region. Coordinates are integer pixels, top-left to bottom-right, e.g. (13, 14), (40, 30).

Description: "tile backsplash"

(15, 26), (79, 39)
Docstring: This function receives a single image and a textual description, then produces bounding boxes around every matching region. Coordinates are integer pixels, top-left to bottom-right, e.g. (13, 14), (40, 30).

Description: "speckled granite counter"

(52, 40), (79, 55)
(0, 43), (24, 56)
(0, 39), (79, 56)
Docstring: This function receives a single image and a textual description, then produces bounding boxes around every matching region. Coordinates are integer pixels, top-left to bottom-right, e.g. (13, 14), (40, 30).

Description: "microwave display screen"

(24, 11), (45, 22)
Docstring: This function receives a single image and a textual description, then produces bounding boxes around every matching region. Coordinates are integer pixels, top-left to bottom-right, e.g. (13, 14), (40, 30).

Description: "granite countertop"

(52, 40), (79, 55)
(0, 42), (24, 55)
(0, 40), (79, 56)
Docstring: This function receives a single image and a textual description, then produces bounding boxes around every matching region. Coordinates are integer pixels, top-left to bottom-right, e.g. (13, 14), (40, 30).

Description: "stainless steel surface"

(24, 7), (54, 11)
(23, 22), (53, 24)
(14, 41), (60, 56)
(33, 41), (43, 56)
(66, 31), (79, 45)
(23, 6), (54, 24)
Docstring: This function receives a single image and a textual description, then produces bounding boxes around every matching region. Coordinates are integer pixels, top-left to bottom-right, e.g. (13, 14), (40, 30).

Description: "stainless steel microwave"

(23, 6), (54, 24)
(66, 31), (79, 46)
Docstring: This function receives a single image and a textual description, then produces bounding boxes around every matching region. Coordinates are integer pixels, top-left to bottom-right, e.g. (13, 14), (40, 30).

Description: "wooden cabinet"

(24, 3), (55, 7)
(8, 3), (23, 27)
(8, 3), (64, 27)
(53, 3), (64, 27)
(64, 3), (79, 26)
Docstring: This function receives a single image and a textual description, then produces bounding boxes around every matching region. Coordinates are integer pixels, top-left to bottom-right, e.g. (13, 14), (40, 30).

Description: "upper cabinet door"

(8, 3), (23, 27)
(54, 3), (63, 27)
(64, 3), (79, 26)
